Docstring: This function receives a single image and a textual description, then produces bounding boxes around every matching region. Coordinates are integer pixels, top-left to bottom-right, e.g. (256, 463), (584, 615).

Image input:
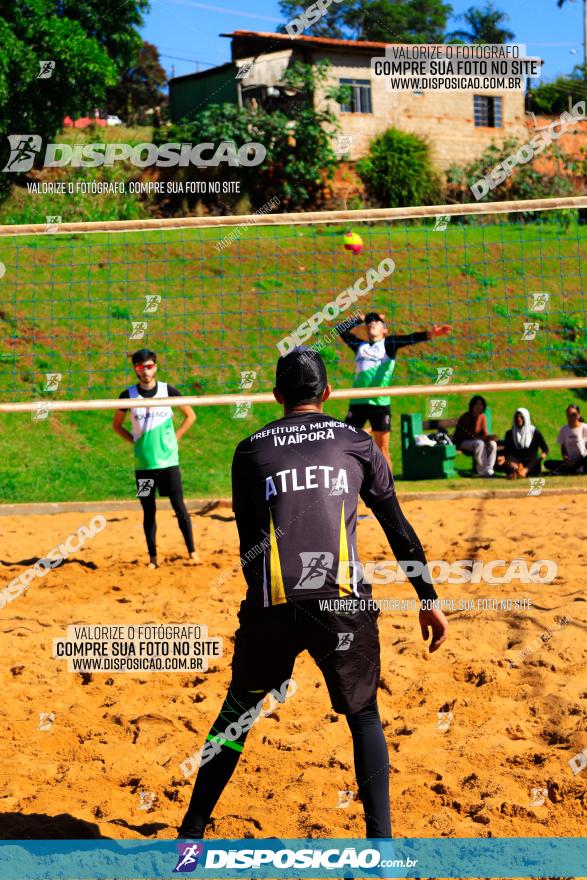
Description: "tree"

(0, 0), (147, 186)
(106, 41), (167, 125)
(557, 0), (587, 72)
(528, 64), (587, 115)
(356, 128), (441, 207)
(278, 0), (345, 37)
(347, 0), (452, 43)
(279, 0), (452, 43)
(447, 2), (514, 43)
(157, 61), (346, 211)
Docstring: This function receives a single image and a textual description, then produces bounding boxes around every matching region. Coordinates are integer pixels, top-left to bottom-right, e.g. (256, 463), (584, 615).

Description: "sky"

(141, 0), (584, 82)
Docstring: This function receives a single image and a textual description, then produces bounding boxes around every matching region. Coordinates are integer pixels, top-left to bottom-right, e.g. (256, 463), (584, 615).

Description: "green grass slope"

(0, 213), (585, 502)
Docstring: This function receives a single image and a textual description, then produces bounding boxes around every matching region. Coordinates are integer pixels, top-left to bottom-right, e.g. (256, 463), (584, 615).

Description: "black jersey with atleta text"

(231, 410), (394, 607)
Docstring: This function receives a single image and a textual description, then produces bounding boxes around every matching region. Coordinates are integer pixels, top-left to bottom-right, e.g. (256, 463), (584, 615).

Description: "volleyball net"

(0, 195), (586, 413)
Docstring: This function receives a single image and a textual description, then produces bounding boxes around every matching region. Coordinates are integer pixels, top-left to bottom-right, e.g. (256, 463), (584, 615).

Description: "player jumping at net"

(177, 347), (448, 840)
(112, 348), (199, 569)
(335, 311), (451, 468)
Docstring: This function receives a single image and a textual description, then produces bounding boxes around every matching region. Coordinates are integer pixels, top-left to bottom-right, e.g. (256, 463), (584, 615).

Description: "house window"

(339, 78), (372, 114)
(473, 95), (502, 127)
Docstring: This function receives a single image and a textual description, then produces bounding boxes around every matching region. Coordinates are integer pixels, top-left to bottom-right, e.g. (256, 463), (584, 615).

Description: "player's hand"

(431, 323), (451, 337)
(419, 608), (448, 653)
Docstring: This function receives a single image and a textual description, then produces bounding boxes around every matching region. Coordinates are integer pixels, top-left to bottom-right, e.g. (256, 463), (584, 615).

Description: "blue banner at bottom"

(0, 837), (585, 879)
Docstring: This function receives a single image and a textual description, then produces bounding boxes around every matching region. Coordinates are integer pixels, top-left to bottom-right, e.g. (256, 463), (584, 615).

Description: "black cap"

(275, 348), (328, 404)
(131, 348), (157, 365)
(364, 312), (384, 324)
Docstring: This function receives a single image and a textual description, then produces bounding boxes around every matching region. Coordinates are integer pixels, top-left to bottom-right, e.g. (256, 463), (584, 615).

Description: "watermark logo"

(471, 101), (585, 200)
(427, 398), (447, 418)
(236, 61), (254, 80)
(32, 401), (52, 421)
(45, 215), (61, 233)
(44, 373), (62, 392)
(136, 478), (155, 498)
(436, 710), (453, 732)
(239, 370), (256, 390)
(3, 135), (43, 172)
(38, 61), (55, 79)
(334, 135), (353, 155)
(435, 367), (453, 385)
(529, 786), (548, 807)
(144, 295), (162, 314)
(507, 614), (571, 667)
(528, 477), (545, 496)
(232, 401), (252, 419)
(130, 321), (148, 340)
(336, 632), (354, 651)
(38, 712), (55, 731)
(433, 215), (451, 232)
(180, 679), (297, 778)
(3, 137), (267, 171)
(293, 552), (334, 590)
(329, 472), (348, 496)
(528, 292), (550, 312)
(174, 843), (204, 873)
(0, 515), (106, 610)
(521, 322), (539, 341)
(336, 790), (354, 808)
(569, 746), (587, 776)
(285, 0), (344, 37)
(138, 791), (157, 811)
(215, 196), (280, 253)
(277, 258), (395, 355)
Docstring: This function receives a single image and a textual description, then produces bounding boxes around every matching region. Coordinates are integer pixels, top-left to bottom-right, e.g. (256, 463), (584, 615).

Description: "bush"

(356, 127), (441, 207)
(528, 65), (587, 116)
(446, 137), (575, 204)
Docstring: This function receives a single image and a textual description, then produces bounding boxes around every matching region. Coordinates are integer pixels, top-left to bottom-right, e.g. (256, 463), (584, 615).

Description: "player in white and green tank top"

(113, 349), (199, 569)
(336, 311), (451, 469)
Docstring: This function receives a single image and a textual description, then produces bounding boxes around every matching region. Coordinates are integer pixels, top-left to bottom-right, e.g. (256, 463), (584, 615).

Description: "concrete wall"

(314, 51), (527, 170)
(171, 45), (527, 169)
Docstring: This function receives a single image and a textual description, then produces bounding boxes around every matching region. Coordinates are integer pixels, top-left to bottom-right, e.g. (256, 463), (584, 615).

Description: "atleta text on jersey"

(232, 412), (394, 607)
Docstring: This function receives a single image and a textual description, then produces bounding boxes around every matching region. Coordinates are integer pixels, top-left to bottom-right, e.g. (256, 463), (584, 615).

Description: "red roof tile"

(222, 30), (396, 51)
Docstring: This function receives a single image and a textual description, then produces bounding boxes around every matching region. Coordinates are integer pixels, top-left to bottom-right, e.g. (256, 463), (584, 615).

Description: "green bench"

(400, 410), (493, 480)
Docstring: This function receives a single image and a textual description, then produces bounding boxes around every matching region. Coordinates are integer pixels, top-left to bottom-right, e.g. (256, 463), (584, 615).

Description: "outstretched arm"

(335, 313), (363, 352)
(371, 494), (449, 653)
(384, 323), (451, 358)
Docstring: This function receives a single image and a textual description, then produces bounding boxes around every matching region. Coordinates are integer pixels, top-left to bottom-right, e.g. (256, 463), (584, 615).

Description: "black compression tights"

(179, 692), (391, 838)
(139, 490), (195, 557)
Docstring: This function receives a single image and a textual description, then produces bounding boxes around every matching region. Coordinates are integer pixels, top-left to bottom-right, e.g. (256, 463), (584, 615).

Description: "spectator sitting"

(453, 395), (497, 478)
(544, 404), (587, 475)
(495, 408), (548, 479)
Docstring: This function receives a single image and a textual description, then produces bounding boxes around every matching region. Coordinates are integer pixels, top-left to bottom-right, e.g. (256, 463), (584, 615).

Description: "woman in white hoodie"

(497, 407), (548, 479)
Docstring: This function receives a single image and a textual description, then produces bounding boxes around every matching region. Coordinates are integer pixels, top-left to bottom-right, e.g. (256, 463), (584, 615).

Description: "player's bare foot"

(189, 550), (201, 564)
(148, 556), (159, 569)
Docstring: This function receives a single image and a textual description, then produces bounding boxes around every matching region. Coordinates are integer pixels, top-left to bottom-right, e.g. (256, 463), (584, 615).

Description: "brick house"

(169, 30), (528, 172)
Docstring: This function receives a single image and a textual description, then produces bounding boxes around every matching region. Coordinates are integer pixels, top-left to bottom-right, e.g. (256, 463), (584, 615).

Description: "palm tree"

(448, 2), (515, 43)
(558, 0), (587, 71)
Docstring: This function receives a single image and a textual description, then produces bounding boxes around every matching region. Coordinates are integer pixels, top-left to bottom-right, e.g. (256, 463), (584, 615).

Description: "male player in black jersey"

(178, 348), (448, 840)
